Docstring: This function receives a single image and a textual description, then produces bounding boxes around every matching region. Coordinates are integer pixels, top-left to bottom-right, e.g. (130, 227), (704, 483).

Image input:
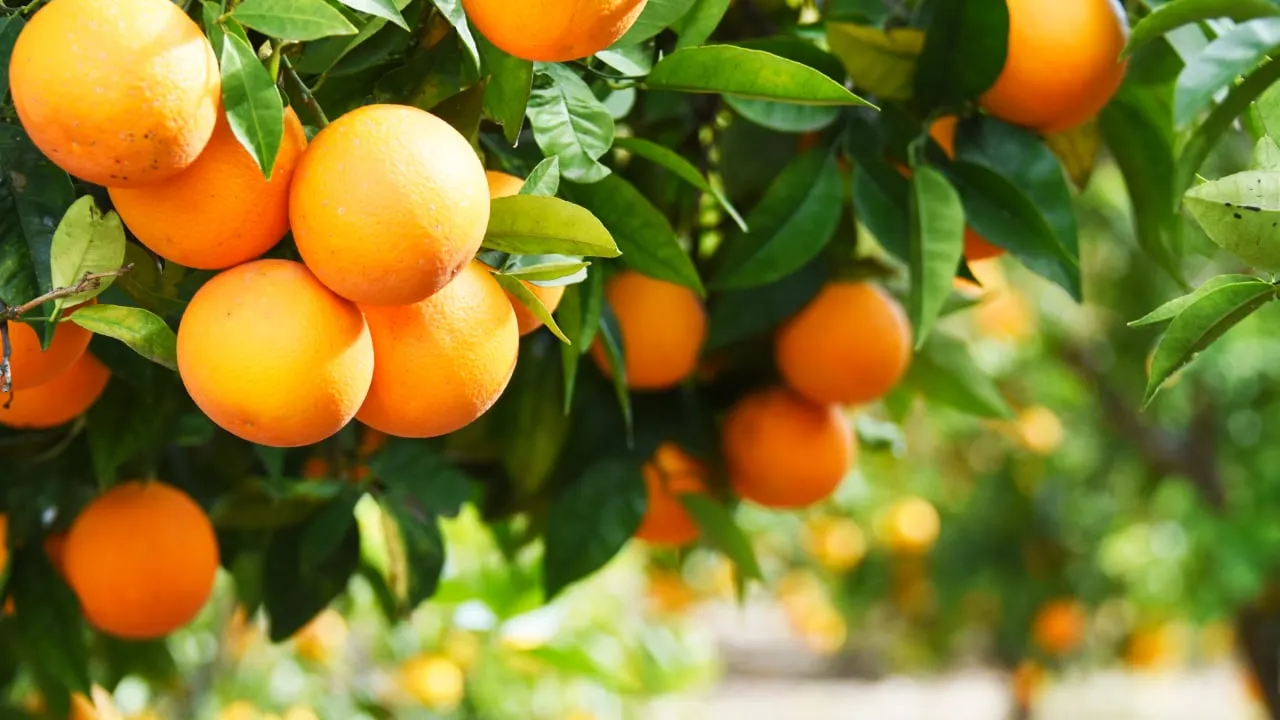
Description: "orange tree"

(2, 0), (1280, 714)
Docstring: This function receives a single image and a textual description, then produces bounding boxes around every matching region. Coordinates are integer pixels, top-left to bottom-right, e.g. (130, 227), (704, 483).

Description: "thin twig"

(281, 56), (329, 129)
(0, 264), (134, 320)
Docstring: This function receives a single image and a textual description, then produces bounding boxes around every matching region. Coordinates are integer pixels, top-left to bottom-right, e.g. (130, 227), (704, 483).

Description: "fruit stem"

(267, 39), (283, 83)
(0, 264), (134, 322)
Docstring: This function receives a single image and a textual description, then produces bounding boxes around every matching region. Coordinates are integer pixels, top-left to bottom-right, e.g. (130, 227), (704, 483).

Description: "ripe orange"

(109, 108), (307, 270)
(290, 104), (489, 306)
(4, 303), (94, 390)
(485, 170), (566, 335)
(775, 282), (911, 407)
(177, 259), (374, 447)
(8, 0), (220, 187)
(461, 0), (648, 62)
(878, 497), (941, 555)
(802, 516), (867, 572)
(357, 262), (518, 438)
(928, 116), (1006, 262)
(400, 654), (466, 710)
(1011, 660), (1046, 708)
(0, 353), (110, 429)
(722, 386), (855, 509)
(63, 480), (218, 639)
(1032, 598), (1087, 656)
(981, 0), (1128, 133)
(591, 271), (706, 391)
(634, 443), (706, 547)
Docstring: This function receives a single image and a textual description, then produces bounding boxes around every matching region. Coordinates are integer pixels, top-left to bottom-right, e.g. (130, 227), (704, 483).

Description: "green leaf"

(431, 81), (486, 138)
(498, 256), (588, 283)
(913, 0), (1008, 108)
(724, 96), (840, 133)
(497, 336), (570, 497)
(526, 63), (615, 183)
(335, 0), (407, 30)
(256, 446), (285, 479)
(646, 46), (874, 106)
(564, 176), (702, 294)
(1126, 0), (1280, 57)
(851, 160), (911, 262)
(908, 165), (964, 347)
(381, 499), (446, 611)
(483, 195), (620, 257)
(594, 300), (633, 436)
(492, 272), (571, 342)
(374, 32), (472, 111)
(1176, 55), (1280, 196)
(0, 124), (76, 302)
(1175, 19), (1280, 126)
(706, 258), (826, 350)
(543, 456), (646, 598)
(955, 116), (1083, 299)
(597, 45), (653, 76)
(825, 23), (923, 102)
(69, 304), (178, 370)
(519, 157), (561, 196)
(478, 35), (533, 145)
(427, 0), (481, 71)
(219, 30), (286, 178)
(48, 196), (126, 313)
(612, 136), (746, 230)
(614, 0), (697, 46)
(906, 332), (1013, 419)
(678, 494), (763, 581)
(370, 438), (472, 517)
(1143, 280), (1277, 405)
(0, 17), (23, 101)
(211, 478), (344, 529)
(556, 272), (604, 411)
(264, 517), (361, 641)
(1184, 170), (1280, 270)
(9, 548), (91, 695)
(232, 0), (357, 41)
(1130, 274), (1263, 326)
(711, 150), (842, 290)
(299, 488), (363, 571)
(672, 0), (731, 49)
(1099, 85), (1184, 284)
(1253, 135), (1280, 170)
(86, 375), (178, 486)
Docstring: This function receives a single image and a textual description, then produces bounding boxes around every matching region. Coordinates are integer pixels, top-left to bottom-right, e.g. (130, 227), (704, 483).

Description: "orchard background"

(4, 0), (1280, 717)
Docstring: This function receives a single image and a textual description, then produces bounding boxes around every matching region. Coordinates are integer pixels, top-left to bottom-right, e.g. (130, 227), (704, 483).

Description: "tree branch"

(0, 264), (134, 320)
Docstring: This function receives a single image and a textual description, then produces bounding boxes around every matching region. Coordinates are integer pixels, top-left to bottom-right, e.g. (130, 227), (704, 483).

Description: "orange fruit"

(722, 386), (855, 509)
(1011, 660), (1046, 708)
(461, 0), (648, 62)
(981, 0), (1128, 133)
(63, 480), (218, 639)
(4, 303), (94, 390)
(109, 108), (307, 270)
(0, 353), (110, 429)
(878, 497), (941, 555)
(802, 516), (867, 572)
(290, 104), (489, 306)
(357, 262), (518, 438)
(775, 282), (911, 407)
(634, 443), (706, 546)
(177, 259), (374, 447)
(927, 116), (1007, 262)
(400, 654), (466, 710)
(591, 271), (706, 391)
(8, 0), (220, 187)
(1032, 598), (1087, 656)
(485, 170), (567, 335)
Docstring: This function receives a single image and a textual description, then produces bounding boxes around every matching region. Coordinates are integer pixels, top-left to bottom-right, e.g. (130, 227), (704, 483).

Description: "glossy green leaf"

(383, 499), (446, 611)
(556, 271), (604, 411)
(335, 0), (407, 29)
(673, 0), (731, 49)
(906, 331), (1014, 419)
(1184, 170), (1280, 270)
(1177, 55), (1280, 196)
(211, 478), (344, 529)
(1252, 135), (1280, 170)
(1130, 274), (1263, 326)
(0, 124), (75, 303)
(520, 157), (561, 196)
(679, 494), (763, 582)
(913, 0), (1008, 107)
(498, 257), (588, 284)
(724, 95), (840, 133)
(564, 176), (702, 294)
(526, 63), (615, 183)
(299, 488), (363, 570)
(264, 518), (361, 641)
(543, 456), (645, 598)
(483, 195), (620, 257)
(497, 336), (570, 497)
(69, 304), (178, 370)
(48, 196), (127, 311)
(908, 165), (965, 347)
(825, 23), (923, 101)
(1143, 280), (1277, 405)
(427, 0), (481, 71)
(374, 32), (471, 111)
(612, 136), (745, 230)
(646, 45), (874, 106)
(492, 272), (571, 342)
(232, 0), (357, 41)
(711, 150), (842, 290)
(706, 258), (826, 350)
(371, 438), (472, 517)
(851, 160), (911, 262)
(595, 302), (633, 438)
(596, 44), (654, 76)
(219, 30), (286, 178)
(479, 35), (533, 145)
(614, 0), (697, 46)
(0, 16), (23, 101)
(1126, 0), (1280, 56)
(1175, 19), (1280, 126)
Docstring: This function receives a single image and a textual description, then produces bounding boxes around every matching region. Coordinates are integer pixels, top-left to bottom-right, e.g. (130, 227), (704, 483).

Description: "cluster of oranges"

(618, 275), (913, 547)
